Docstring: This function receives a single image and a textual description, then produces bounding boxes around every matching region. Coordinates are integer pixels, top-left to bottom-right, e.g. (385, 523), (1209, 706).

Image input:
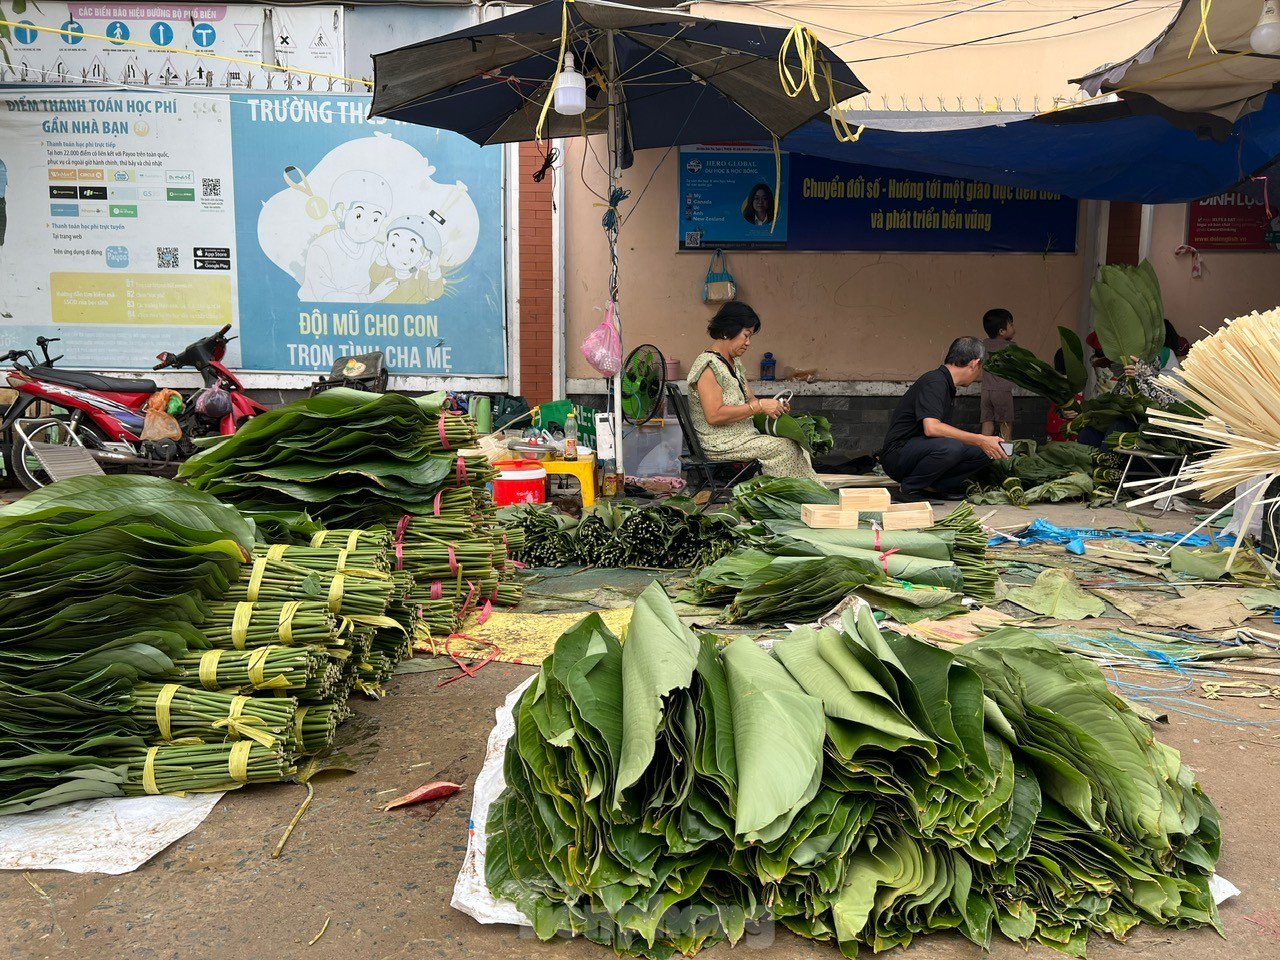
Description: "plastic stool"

(544, 454), (597, 508)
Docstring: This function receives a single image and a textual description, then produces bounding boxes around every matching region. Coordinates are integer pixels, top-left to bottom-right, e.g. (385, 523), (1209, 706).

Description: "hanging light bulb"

(1252, 0), (1280, 55)
(553, 52), (587, 116)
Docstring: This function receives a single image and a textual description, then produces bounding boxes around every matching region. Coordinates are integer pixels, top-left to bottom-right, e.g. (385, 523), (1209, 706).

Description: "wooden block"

(838, 487), (891, 512)
(880, 505), (934, 530)
(802, 505), (860, 529)
(884, 501), (934, 515)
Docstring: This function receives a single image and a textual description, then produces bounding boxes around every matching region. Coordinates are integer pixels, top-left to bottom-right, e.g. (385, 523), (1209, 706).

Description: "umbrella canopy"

(369, 0), (866, 150)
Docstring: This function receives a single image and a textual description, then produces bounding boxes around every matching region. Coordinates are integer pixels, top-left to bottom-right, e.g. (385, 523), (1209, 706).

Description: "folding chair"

(13, 417), (105, 484)
(664, 383), (760, 504)
(1112, 446), (1189, 516)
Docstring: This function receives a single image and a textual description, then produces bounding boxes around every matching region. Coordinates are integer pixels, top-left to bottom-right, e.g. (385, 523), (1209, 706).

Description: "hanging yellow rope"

(1189, 0), (1219, 58)
(0, 18), (370, 88)
(778, 25), (821, 102)
(823, 63), (864, 144)
(535, 0), (575, 142)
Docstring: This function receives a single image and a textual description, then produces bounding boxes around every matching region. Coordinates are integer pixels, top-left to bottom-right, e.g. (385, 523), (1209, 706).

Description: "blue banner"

(679, 147), (1077, 254)
(230, 94), (505, 376)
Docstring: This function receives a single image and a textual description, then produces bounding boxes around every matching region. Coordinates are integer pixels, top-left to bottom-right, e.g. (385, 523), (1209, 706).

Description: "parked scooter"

(2, 324), (267, 489)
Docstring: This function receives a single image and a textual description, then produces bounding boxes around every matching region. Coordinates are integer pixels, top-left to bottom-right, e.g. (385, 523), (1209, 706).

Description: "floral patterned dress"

(686, 352), (818, 480)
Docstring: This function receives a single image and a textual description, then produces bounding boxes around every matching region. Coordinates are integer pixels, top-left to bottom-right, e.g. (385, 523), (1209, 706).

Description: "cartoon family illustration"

(256, 134), (482, 307)
(297, 171), (446, 303)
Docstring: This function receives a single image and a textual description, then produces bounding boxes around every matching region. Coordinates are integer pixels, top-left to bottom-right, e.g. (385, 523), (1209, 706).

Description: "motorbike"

(2, 324), (267, 490)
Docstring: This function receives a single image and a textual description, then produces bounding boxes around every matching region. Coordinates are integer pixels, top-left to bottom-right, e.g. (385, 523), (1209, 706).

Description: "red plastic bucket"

(492, 460), (547, 506)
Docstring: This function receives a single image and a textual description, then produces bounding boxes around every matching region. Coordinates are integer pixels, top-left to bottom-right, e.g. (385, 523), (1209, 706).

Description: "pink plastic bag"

(580, 302), (622, 377)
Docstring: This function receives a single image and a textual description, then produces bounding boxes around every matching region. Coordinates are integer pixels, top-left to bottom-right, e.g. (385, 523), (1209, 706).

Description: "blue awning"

(781, 97), (1280, 203)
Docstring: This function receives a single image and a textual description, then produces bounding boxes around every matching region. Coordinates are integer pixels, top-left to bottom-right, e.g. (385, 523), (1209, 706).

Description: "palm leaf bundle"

(0, 477), (252, 811)
(487, 586), (1220, 959)
(171, 644), (331, 696)
(178, 388), (476, 526)
(752, 413), (835, 455)
(116, 742), (295, 796)
(732, 475), (837, 521)
(130, 683), (299, 750)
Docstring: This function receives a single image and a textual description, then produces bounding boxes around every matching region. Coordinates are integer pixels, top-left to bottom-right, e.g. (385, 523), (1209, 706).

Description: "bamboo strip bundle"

(252, 539), (390, 574)
(1134, 308), (1280, 507)
(171, 644), (327, 694)
(200, 601), (339, 650)
(117, 741), (295, 795)
(223, 558), (394, 621)
(131, 683), (299, 750)
(293, 704), (340, 755)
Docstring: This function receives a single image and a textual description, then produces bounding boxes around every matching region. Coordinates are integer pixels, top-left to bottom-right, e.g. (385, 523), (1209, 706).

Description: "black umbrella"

(371, 0), (865, 470)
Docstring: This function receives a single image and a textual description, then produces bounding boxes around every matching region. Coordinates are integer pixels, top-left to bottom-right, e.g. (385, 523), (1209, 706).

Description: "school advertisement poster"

(679, 146), (1079, 254)
(0, 90), (506, 376)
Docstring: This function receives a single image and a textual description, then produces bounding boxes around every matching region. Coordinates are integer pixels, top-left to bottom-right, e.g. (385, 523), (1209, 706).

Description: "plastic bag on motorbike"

(141, 389), (184, 442)
(192, 385), (233, 422)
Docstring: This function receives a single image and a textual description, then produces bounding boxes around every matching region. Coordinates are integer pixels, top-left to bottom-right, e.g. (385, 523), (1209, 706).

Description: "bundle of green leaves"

(753, 413), (835, 455)
(179, 388), (488, 527)
(498, 501), (745, 570)
(487, 586), (1221, 959)
(981, 333), (1085, 408)
(0, 476), (253, 814)
(731, 476), (838, 521)
(1091, 261), (1165, 366)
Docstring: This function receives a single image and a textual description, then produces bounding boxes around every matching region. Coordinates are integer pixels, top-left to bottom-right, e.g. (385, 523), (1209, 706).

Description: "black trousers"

(883, 437), (990, 496)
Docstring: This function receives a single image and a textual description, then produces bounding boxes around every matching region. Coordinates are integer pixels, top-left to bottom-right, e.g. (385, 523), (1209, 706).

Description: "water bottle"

(564, 409), (578, 461)
(760, 352), (776, 381)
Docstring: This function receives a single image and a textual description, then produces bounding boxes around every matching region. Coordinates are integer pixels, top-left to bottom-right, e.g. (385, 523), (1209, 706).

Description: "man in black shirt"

(881, 336), (1008, 499)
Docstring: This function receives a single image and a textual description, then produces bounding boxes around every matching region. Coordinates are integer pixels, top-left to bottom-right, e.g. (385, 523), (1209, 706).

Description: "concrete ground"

(4, 501), (1280, 960)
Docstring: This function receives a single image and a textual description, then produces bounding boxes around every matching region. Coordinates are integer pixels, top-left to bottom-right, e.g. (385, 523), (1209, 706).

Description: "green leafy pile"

(179, 388), (489, 527)
(487, 586), (1221, 959)
(498, 501), (746, 570)
(970, 441), (1111, 506)
(0, 476), (254, 814)
(181, 389), (522, 638)
(753, 413), (835, 456)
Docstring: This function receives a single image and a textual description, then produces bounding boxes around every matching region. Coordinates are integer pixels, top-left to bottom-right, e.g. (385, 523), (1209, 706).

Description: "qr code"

(684, 230), (704, 248)
(156, 246), (180, 269)
(201, 177), (222, 198)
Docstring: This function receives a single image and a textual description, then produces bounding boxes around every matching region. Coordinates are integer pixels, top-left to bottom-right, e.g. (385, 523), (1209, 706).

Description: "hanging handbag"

(702, 249), (737, 303)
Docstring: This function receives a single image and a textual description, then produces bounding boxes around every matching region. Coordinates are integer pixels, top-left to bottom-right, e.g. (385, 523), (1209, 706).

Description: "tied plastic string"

(448, 543), (460, 576)
(878, 547), (900, 574)
(1189, 0), (1219, 57)
(433, 492), (444, 517)
(232, 601), (254, 650)
(439, 634), (501, 687)
(278, 600), (301, 645)
(246, 557), (268, 602)
(228, 741), (253, 784)
(437, 415), (452, 450)
(267, 544), (289, 561)
(294, 707), (310, 743)
(394, 514), (412, 570)
(213, 697), (277, 749)
(327, 571), (346, 614)
(310, 530), (328, 547)
(155, 683), (180, 741)
(456, 455), (469, 486)
(534, 0), (574, 142)
(143, 746), (161, 796)
(345, 530), (362, 552)
(247, 646), (271, 687)
(430, 580), (444, 601)
(199, 649), (224, 691)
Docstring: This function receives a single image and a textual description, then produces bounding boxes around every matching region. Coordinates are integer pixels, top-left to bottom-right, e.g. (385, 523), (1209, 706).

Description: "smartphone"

(999, 441), (1015, 456)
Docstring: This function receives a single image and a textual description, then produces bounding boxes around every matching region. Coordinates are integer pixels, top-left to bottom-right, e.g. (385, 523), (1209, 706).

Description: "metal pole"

(607, 29), (626, 478)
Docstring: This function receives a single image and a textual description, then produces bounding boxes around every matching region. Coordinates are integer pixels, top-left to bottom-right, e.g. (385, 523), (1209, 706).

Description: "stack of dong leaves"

(179, 387), (524, 643)
(0, 472), (449, 815)
(488, 584), (1221, 959)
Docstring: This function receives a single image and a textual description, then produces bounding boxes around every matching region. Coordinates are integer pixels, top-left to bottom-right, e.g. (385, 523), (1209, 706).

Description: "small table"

(544, 454), (598, 508)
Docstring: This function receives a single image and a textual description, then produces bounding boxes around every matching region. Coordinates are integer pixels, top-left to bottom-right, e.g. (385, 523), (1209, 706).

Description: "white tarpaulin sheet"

(0, 792), (222, 875)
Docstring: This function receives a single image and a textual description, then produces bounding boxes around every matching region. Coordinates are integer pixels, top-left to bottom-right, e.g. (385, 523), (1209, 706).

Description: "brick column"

(517, 142), (556, 405)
